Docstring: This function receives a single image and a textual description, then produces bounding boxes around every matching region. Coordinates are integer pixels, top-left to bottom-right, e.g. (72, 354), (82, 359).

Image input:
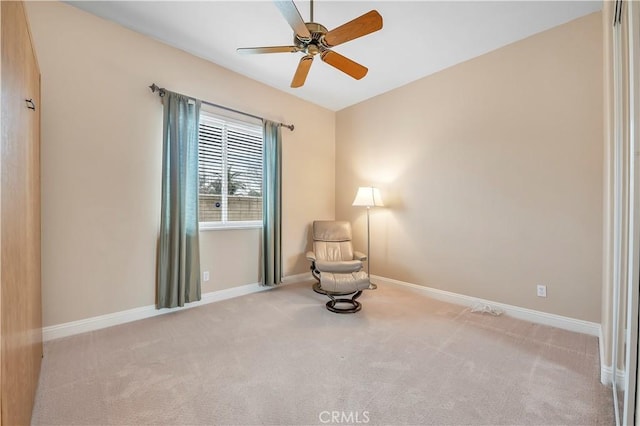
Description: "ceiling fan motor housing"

(295, 22), (329, 55)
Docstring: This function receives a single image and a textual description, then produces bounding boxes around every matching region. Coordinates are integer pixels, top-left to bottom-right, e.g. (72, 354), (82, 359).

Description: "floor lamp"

(352, 186), (384, 289)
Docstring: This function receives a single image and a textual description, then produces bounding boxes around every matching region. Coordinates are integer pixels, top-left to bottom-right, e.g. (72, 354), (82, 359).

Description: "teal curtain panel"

(262, 120), (282, 286)
(157, 91), (202, 308)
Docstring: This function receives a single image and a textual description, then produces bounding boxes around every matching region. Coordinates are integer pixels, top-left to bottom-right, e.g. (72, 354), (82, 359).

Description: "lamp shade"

(352, 186), (384, 207)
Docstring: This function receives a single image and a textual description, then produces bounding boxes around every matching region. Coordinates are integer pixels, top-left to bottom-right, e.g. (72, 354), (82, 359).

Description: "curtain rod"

(148, 84), (294, 131)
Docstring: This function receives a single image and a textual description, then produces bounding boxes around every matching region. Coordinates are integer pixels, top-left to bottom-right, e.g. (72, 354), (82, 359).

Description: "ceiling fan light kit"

(237, 1), (383, 88)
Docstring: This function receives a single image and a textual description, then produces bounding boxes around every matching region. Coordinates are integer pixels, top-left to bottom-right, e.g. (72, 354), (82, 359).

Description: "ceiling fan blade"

(237, 46), (299, 55)
(291, 55), (313, 88)
(320, 50), (368, 80)
(274, 1), (311, 39)
(323, 10), (383, 47)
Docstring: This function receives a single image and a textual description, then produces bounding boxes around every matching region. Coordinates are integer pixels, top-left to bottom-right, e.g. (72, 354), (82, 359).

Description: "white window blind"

(198, 111), (263, 227)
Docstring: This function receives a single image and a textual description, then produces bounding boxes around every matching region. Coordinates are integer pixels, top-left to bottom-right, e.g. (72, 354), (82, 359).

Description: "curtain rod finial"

(149, 83), (165, 97)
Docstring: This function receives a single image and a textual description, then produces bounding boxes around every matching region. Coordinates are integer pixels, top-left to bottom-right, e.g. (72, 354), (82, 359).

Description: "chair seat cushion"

(316, 260), (362, 273)
(320, 271), (370, 294)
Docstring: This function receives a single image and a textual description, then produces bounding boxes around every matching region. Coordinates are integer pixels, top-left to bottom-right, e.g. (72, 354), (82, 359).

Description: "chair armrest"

(316, 260), (363, 274)
(306, 251), (316, 262)
(353, 251), (367, 261)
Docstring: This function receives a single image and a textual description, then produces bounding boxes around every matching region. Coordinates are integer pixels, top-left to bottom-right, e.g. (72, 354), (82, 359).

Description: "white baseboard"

(598, 325), (627, 389)
(44, 271), (599, 343)
(601, 364), (626, 390)
(43, 272), (313, 342)
(371, 275), (601, 336)
(281, 272), (312, 285)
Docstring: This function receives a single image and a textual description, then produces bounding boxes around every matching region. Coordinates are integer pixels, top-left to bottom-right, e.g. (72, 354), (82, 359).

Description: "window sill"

(200, 222), (263, 231)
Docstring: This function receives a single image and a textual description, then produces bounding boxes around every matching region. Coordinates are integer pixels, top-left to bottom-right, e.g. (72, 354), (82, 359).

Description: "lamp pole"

(352, 186), (383, 290)
(366, 206), (371, 277)
(366, 206), (377, 289)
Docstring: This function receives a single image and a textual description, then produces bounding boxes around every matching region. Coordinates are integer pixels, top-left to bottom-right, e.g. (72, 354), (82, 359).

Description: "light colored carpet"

(32, 281), (613, 425)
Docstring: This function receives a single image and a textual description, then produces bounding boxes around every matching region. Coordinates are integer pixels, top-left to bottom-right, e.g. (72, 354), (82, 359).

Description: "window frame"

(198, 110), (263, 231)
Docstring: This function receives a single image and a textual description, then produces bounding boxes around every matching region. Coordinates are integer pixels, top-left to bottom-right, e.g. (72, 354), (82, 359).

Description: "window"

(198, 111), (263, 229)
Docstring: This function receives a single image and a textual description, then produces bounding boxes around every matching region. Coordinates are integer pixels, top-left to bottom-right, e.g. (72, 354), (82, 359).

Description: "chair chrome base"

(325, 291), (363, 314)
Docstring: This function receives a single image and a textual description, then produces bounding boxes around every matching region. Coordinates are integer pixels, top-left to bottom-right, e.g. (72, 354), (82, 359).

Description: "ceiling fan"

(237, 0), (383, 88)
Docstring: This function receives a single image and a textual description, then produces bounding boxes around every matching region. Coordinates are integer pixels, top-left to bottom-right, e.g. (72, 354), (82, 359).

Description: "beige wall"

(336, 13), (603, 322)
(26, 1), (335, 327)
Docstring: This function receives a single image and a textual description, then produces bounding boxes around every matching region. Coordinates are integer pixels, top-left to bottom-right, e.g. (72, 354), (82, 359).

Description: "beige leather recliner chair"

(306, 220), (372, 313)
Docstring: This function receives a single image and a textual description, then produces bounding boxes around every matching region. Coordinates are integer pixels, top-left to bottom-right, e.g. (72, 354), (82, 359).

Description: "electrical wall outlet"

(537, 284), (547, 298)
(203, 271), (210, 282)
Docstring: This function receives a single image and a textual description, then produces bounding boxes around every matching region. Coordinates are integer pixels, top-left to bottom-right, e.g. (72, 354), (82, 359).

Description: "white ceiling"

(69, 1), (602, 111)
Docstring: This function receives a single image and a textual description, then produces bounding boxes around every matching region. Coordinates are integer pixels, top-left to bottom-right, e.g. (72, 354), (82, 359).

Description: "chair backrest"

(312, 221), (354, 262)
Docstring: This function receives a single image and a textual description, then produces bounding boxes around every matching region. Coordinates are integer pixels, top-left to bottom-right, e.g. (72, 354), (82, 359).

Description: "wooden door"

(0, 1), (43, 424)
